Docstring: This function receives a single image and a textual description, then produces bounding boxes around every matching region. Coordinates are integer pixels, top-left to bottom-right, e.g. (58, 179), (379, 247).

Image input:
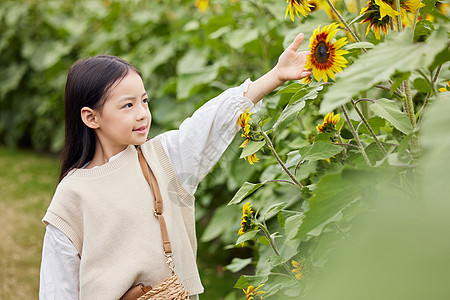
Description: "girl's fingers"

(287, 33), (305, 52)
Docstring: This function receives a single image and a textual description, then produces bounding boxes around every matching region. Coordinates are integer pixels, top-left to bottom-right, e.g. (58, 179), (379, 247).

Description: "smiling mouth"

(133, 125), (147, 132)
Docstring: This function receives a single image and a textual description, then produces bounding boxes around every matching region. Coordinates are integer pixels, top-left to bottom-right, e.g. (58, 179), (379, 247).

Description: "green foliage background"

(1, 0), (449, 299)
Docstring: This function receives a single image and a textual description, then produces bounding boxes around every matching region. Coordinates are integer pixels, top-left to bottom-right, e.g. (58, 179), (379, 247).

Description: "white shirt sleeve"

(161, 79), (261, 196)
(39, 223), (80, 300)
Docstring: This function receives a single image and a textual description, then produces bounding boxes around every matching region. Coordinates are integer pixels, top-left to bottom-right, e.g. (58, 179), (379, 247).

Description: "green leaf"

(390, 72), (411, 95)
(225, 257), (252, 273)
(285, 214), (304, 241)
(344, 42), (374, 50)
(273, 100), (305, 133)
(228, 182), (264, 205)
(257, 236), (270, 245)
(299, 142), (344, 162)
(234, 275), (268, 289)
(273, 84), (323, 133)
(370, 99), (413, 134)
(285, 150), (302, 168)
(240, 140), (266, 159)
(413, 20), (435, 42)
(350, 117), (386, 135)
(268, 254), (290, 267)
(225, 28), (259, 49)
(295, 169), (364, 240)
(201, 205), (239, 242)
(276, 83), (302, 95)
(236, 230), (259, 245)
(263, 202), (288, 219)
(320, 28), (448, 113)
(176, 63), (220, 99)
(413, 77), (432, 93)
(314, 132), (331, 142)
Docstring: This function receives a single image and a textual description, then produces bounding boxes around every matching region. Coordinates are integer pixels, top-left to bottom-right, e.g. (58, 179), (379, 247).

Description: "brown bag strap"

(137, 147), (172, 255)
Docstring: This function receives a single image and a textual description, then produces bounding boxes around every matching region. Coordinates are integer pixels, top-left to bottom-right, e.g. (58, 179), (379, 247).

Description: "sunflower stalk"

(341, 105), (372, 166)
(351, 99), (388, 154)
(255, 220), (295, 278)
(418, 63), (444, 125)
(410, 3), (422, 39)
(394, 0), (403, 32)
(324, 0), (366, 52)
(261, 131), (303, 188)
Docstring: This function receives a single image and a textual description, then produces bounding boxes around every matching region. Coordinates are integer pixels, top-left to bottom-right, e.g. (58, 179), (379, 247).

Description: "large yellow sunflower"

(360, 0), (391, 39)
(285, 0), (313, 22)
(304, 23), (349, 82)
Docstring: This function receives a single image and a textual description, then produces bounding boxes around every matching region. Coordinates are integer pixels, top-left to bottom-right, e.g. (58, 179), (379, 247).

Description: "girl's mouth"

(133, 125), (147, 134)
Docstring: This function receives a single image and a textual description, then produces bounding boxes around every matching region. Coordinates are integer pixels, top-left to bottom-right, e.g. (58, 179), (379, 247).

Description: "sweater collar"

(68, 145), (138, 178)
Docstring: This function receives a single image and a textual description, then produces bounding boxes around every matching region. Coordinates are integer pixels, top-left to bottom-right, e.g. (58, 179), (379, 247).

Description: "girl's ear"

(81, 107), (100, 129)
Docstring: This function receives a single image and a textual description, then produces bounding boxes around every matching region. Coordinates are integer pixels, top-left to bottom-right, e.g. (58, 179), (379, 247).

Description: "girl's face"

(94, 71), (151, 153)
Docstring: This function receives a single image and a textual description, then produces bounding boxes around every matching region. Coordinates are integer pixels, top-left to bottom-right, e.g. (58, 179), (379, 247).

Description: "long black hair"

(59, 55), (141, 182)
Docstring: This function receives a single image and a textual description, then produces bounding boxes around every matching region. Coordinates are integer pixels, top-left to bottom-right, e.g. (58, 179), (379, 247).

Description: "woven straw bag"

(121, 147), (189, 300)
(137, 274), (189, 300)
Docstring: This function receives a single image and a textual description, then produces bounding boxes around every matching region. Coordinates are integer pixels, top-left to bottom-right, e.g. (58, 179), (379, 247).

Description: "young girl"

(39, 32), (311, 299)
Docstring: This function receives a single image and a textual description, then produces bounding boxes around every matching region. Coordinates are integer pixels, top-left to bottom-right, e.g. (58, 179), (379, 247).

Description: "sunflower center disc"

(315, 40), (329, 64)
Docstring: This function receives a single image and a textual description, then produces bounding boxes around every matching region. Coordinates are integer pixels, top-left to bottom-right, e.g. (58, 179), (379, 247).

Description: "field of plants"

(1, 0), (449, 299)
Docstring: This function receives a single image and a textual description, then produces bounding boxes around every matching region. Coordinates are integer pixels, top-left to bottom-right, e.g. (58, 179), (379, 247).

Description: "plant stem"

(263, 179), (297, 186)
(341, 105), (372, 166)
(411, 7), (420, 39)
(262, 131), (303, 188)
(375, 84), (405, 99)
(351, 99), (388, 154)
(324, 0), (366, 52)
(417, 64), (443, 125)
(417, 68), (438, 96)
(393, 0), (419, 151)
(256, 222), (295, 278)
(394, 0), (403, 32)
(403, 80), (419, 151)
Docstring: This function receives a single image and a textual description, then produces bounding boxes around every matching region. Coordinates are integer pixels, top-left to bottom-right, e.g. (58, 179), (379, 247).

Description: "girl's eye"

(143, 98), (149, 104)
(123, 103), (133, 108)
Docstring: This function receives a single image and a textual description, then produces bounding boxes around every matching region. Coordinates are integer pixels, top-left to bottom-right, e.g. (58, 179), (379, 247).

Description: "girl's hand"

(243, 32), (312, 104)
(273, 33), (311, 82)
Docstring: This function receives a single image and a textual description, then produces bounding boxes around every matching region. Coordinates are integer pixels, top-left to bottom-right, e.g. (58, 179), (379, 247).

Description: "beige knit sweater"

(43, 136), (203, 299)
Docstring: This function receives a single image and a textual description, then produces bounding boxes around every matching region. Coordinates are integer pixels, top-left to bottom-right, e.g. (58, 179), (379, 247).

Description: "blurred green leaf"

(299, 142), (344, 162)
(236, 230), (259, 245)
(370, 99), (413, 134)
(228, 182), (265, 205)
(321, 28), (448, 113)
(225, 257), (253, 273)
(240, 140), (266, 158)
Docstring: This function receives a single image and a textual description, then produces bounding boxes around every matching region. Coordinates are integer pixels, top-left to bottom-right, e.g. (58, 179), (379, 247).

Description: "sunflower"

(360, 0), (391, 39)
(195, 0), (208, 12)
(304, 23), (349, 82)
(238, 107), (253, 139)
(285, 0), (313, 22)
(374, 0), (399, 19)
(292, 260), (305, 280)
(244, 153), (260, 165)
(238, 202), (254, 237)
(439, 81), (450, 92)
(316, 112), (340, 133)
(308, 0), (337, 20)
(243, 284), (266, 300)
